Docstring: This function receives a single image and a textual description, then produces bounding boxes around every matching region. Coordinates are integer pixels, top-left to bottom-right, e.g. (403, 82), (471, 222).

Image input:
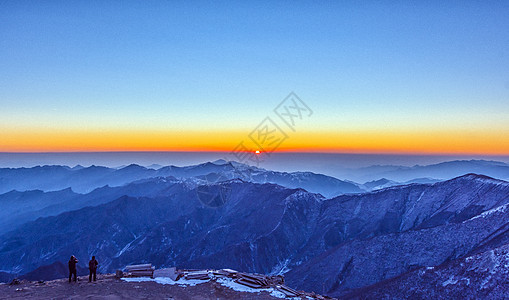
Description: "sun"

(255, 150), (261, 155)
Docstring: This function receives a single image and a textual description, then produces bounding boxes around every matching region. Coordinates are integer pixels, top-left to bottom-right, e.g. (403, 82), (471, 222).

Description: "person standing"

(68, 255), (78, 283)
(88, 256), (99, 282)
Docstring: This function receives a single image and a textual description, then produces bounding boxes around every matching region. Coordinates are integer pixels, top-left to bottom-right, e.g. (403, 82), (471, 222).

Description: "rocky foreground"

(0, 274), (290, 299)
(0, 274), (278, 300)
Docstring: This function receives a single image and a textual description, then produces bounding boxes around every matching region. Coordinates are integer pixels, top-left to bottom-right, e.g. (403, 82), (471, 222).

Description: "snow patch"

(216, 277), (271, 293)
(270, 290), (287, 298)
(122, 276), (207, 287)
(442, 276), (458, 286)
(122, 276), (295, 298)
(470, 203), (509, 220)
(216, 277), (291, 299)
(480, 275), (492, 289)
(269, 258), (291, 275)
(115, 239), (137, 258)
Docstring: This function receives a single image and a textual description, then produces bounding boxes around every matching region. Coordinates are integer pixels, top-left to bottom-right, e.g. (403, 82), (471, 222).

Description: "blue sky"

(0, 1), (508, 153)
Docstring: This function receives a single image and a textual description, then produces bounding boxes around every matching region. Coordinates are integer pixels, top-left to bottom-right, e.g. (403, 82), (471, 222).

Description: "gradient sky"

(1, 1), (508, 154)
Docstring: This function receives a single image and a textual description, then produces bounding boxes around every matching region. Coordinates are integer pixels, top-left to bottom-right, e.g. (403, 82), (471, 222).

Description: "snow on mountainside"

(0, 181), (322, 275)
(361, 177), (440, 191)
(286, 187), (509, 297)
(1, 172), (509, 298)
(0, 274), (287, 299)
(0, 161), (365, 234)
(344, 242), (509, 299)
(285, 174), (509, 297)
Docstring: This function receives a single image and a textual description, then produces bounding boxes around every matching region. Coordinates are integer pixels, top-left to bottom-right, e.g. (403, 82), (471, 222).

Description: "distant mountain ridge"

(344, 159), (509, 182)
(3, 159), (508, 196)
(0, 161), (362, 197)
(0, 176), (186, 235)
(0, 161), (364, 235)
(360, 177), (440, 191)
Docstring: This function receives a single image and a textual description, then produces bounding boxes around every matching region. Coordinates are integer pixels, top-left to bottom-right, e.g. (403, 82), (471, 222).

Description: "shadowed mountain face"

(0, 173), (508, 299)
(286, 201), (509, 297)
(343, 233), (509, 299)
(0, 181), (321, 276)
(20, 261), (88, 282)
(284, 175), (509, 296)
(0, 188), (80, 233)
(0, 177), (190, 235)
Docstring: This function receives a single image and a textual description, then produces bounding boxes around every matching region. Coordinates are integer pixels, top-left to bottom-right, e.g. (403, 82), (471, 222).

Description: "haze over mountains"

(2, 152), (509, 179)
(342, 159), (509, 183)
(1, 159), (509, 297)
(0, 160), (362, 196)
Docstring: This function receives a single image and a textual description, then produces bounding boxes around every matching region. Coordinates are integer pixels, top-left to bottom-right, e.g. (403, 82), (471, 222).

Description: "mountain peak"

(212, 159), (228, 165)
(450, 173), (508, 184)
(146, 164), (163, 170)
(122, 164), (146, 169)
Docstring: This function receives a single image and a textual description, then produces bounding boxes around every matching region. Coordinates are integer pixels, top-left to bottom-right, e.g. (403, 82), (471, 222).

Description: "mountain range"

(0, 160), (362, 197)
(341, 159), (509, 183)
(1, 160), (509, 298)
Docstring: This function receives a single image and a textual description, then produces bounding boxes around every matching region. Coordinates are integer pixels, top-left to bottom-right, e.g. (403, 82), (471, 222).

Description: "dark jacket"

(89, 259), (98, 271)
(68, 257), (78, 271)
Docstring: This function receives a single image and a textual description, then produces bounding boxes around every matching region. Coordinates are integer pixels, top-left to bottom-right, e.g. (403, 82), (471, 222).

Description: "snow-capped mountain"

(0, 161), (362, 197)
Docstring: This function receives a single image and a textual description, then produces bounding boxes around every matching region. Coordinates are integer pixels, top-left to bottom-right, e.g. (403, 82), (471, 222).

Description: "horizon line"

(1, 150), (509, 157)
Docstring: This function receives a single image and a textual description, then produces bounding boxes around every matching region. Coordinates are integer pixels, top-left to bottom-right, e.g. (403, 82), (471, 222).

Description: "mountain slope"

(285, 175), (509, 297)
(286, 201), (509, 297)
(0, 177), (186, 234)
(20, 261), (88, 281)
(344, 238), (509, 299)
(0, 181), (322, 277)
(291, 174), (509, 264)
(1, 173), (508, 299)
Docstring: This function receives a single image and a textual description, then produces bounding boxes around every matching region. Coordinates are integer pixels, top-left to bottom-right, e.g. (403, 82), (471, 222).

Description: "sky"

(1, 1), (509, 155)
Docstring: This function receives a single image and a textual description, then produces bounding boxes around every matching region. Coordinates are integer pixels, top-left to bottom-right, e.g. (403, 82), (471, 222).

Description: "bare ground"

(0, 274), (281, 300)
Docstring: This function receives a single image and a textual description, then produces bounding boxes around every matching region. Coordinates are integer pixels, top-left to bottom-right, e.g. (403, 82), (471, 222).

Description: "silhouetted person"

(68, 255), (78, 283)
(88, 256), (98, 282)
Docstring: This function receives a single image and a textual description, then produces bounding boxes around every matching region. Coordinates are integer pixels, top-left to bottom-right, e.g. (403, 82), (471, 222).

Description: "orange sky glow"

(2, 127), (508, 155)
